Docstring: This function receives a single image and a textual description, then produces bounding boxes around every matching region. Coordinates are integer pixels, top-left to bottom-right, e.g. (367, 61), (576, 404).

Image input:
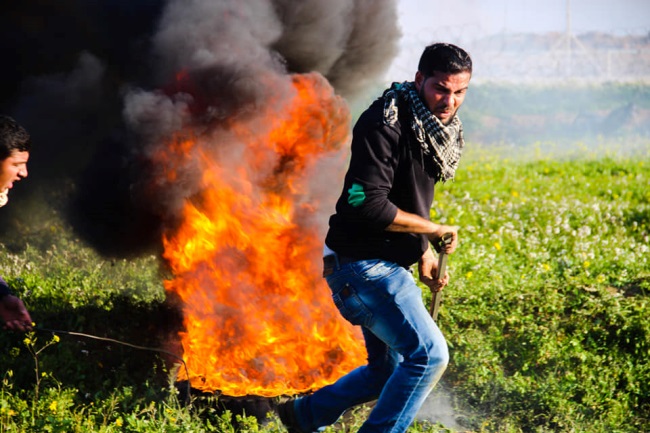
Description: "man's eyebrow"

(433, 83), (462, 93)
(433, 82), (452, 91)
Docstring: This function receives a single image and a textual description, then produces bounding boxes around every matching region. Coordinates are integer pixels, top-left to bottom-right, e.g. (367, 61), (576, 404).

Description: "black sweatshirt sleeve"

(340, 113), (401, 230)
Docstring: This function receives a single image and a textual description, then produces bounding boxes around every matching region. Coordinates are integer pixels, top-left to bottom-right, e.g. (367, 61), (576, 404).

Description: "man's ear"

(414, 71), (424, 91)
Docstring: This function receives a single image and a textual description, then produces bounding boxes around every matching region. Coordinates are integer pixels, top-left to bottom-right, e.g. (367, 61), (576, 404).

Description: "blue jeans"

(293, 256), (449, 433)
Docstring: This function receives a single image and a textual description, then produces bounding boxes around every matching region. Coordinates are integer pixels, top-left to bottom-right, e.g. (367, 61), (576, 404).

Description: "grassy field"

(432, 139), (650, 432)
(1, 139), (648, 432)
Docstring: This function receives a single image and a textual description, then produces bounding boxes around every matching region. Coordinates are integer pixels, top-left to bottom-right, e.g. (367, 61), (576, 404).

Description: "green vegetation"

(462, 82), (650, 143)
(466, 82), (650, 114)
(431, 141), (650, 432)
(1, 139), (649, 432)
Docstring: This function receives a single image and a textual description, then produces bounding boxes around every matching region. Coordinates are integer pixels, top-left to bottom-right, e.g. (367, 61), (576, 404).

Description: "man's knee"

(411, 339), (449, 376)
(418, 343), (448, 388)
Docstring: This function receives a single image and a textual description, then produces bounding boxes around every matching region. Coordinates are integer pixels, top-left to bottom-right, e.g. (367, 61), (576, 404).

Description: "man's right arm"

(385, 208), (458, 254)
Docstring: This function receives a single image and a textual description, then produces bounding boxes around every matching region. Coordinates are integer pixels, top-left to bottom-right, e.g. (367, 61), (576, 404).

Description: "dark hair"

(418, 43), (472, 76)
(0, 116), (31, 160)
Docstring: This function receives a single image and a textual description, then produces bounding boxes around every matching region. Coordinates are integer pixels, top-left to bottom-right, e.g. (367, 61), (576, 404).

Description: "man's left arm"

(418, 244), (449, 293)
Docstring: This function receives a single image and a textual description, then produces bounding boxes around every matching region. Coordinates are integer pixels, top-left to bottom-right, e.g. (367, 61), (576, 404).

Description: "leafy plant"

(0, 139), (648, 432)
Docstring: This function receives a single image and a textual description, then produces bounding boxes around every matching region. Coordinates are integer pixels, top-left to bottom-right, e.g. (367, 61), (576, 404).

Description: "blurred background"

(388, 0), (650, 83)
(372, 0), (650, 149)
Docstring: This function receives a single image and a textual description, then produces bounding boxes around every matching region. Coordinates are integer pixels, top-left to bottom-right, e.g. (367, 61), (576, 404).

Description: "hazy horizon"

(387, 0), (650, 82)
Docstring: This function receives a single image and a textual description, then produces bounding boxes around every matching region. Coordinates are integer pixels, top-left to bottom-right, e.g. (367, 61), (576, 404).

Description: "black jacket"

(325, 97), (439, 267)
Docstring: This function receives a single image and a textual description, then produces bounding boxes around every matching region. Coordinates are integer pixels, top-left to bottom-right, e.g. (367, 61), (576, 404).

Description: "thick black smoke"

(0, 0), (399, 257)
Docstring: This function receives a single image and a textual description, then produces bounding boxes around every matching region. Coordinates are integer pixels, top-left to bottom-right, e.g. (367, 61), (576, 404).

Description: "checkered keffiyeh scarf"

(382, 81), (464, 182)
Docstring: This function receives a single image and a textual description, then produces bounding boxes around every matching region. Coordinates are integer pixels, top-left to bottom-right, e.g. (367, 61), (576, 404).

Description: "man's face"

(414, 70), (471, 125)
(0, 150), (29, 192)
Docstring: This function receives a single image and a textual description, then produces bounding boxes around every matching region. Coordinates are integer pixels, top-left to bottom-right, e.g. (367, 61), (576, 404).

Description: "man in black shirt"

(0, 116), (33, 331)
(279, 43), (472, 433)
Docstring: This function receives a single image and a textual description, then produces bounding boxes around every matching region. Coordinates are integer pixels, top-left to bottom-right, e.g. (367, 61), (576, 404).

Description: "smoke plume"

(0, 0), (399, 257)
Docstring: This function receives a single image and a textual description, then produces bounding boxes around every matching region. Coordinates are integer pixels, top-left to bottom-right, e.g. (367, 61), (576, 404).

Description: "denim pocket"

(332, 283), (372, 327)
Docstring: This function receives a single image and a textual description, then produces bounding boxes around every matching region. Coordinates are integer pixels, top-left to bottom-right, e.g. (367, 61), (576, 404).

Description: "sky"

(386, 0), (650, 81)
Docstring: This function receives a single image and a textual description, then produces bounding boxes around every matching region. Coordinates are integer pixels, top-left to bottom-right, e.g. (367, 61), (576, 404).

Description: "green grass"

(1, 140), (649, 432)
(432, 141), (650, 432)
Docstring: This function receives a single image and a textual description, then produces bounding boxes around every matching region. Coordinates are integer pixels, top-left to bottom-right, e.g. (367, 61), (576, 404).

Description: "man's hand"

(428, 225), (459, 255)
(418, 246), (449, 293)
(0, 295), (33, 332)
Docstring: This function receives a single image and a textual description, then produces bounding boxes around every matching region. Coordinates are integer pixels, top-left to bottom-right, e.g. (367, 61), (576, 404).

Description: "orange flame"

(161, 73), (365, 397)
